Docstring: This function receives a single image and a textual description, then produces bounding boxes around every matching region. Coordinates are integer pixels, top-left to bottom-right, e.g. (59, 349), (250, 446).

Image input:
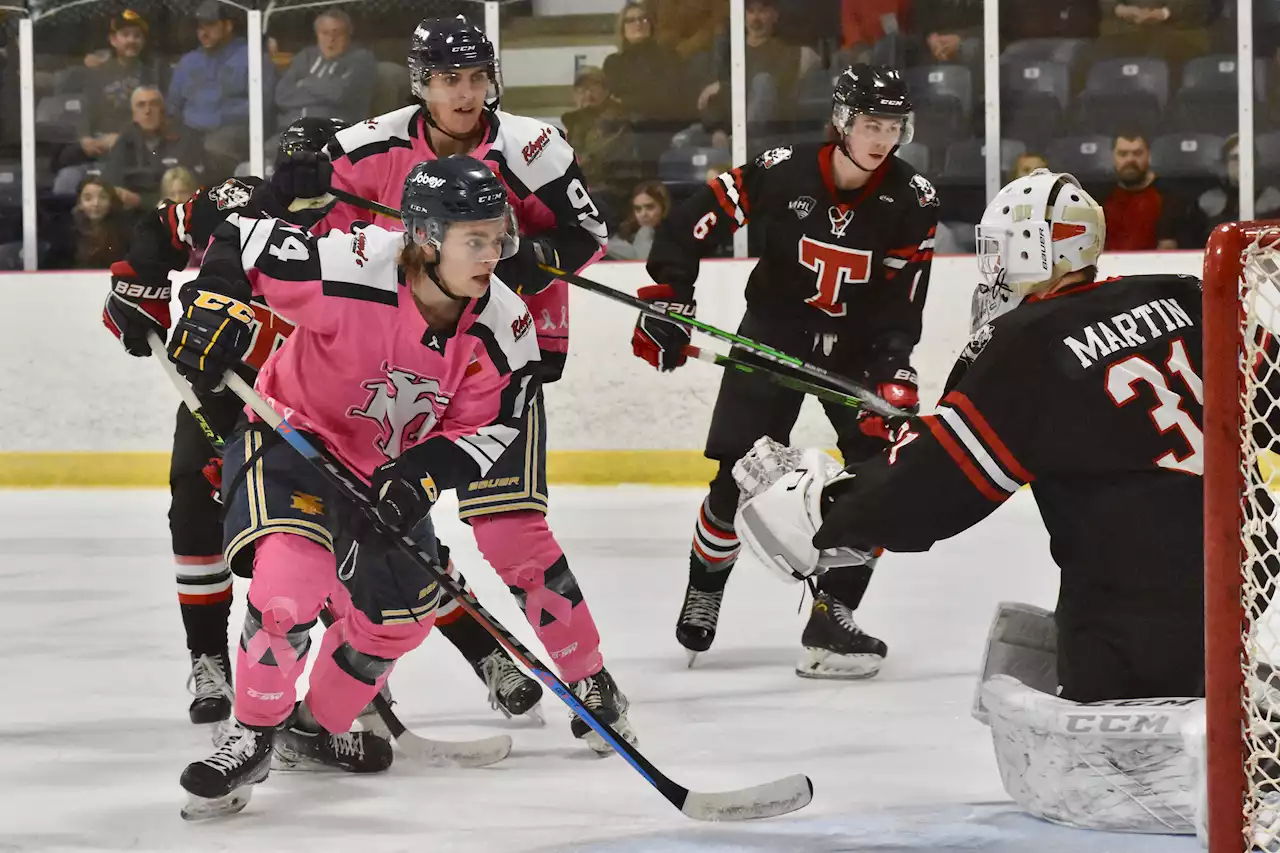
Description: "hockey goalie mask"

(975, 169), (1104, 298)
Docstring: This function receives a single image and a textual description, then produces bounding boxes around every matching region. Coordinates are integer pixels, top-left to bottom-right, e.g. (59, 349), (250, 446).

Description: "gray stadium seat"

(1000, 38), (1091, 71)
(1000, 59), (1069, 149)
(658, 146), (730, 185)
(940, 139), (1027, 183)
(1174, 56), (1242, 132)
(1046, 135), (1115, 183)
(34, 93), (87, 145)
(1149, 133), (1225, 178)
(0, 161), (20, 208)
(1076, 57), (1169, 137)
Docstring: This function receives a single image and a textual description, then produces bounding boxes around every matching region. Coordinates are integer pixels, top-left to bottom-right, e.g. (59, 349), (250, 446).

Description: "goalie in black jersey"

(101, 117), (348, 724)
(633, 65), (939, 677)
(734, 169), (1209, 834)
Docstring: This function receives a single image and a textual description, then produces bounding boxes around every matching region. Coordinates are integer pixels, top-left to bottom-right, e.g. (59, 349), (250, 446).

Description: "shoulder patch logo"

(351, 230), (370, 267)
(755, 146), (793, 169)
(209, 178), (253, 210)
(961, 322), (995, 364)
(512, 310), (532, 341)
(910, 173), (938, 208)
(789, 196), (815, 219)
(523, 126), (554, 165)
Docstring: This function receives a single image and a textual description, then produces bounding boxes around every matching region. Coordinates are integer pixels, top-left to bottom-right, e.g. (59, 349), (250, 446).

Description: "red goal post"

(1205, 220), (1280, 853)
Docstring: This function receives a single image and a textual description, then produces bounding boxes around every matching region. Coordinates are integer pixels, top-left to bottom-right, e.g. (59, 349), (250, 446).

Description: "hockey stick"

(219, 369), (813, 821)
(326, 186), (889, 415)
(145, 333), (511, 768)
(539, 263), (906, 419)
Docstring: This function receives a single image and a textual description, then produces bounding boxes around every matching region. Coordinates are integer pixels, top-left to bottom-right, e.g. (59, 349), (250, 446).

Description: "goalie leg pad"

(972, 601), (1058, 724)
(982, 673), (1203, 834)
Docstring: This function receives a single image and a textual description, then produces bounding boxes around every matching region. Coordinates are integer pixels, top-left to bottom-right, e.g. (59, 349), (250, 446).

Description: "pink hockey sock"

(235, 533), (335, 728)
(471, 512), (603, 683)
(305, 607), (434, 733)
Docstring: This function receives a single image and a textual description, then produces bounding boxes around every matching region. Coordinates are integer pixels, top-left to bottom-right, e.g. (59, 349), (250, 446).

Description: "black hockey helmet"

(402, 155), (517, 259)
(276, 116), (349, 163)
(832, 64), (914, 145)
(408, 15), (500, 108)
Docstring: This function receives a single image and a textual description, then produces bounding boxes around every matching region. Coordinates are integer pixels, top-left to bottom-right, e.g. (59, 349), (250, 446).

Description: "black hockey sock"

(815, 559), (879, 611)
(176, 555), (233, 657)
(437, 608), (503, 664)
(182, 600), (232, 658)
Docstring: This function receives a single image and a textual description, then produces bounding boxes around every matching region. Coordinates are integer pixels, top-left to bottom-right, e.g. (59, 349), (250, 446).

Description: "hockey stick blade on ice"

(147, 333), (509, 768)
(222, 370), (813, 820)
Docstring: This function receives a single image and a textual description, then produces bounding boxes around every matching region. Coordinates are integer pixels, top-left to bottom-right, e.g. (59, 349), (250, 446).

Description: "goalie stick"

(146, 333), (511, 768)
(325, 186), (893, 417)
(218, 367), (814, 821)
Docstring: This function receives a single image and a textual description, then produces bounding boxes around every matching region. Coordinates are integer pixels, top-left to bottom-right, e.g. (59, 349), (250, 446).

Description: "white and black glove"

(732, 437), (876, 582)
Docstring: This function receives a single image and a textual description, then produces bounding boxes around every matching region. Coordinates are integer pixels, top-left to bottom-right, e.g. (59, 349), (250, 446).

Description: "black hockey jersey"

(647, 142), (939, 348)
(814, 274), (1205, 628)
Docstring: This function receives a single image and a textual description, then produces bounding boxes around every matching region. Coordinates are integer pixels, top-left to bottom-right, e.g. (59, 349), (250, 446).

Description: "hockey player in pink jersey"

(167, 157), (593, 818)
(267, 16), (634, 740)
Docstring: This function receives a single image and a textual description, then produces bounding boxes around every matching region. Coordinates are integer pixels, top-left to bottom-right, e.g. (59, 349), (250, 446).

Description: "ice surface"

(0, 487), (1201, 852)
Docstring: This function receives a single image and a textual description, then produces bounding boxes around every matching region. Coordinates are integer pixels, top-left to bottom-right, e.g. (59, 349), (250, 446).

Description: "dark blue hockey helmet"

(401, 156), (517, 259)
(276, 116), (349, 164)
(832, 64), (914, 145)
(408, 16), (500, 109)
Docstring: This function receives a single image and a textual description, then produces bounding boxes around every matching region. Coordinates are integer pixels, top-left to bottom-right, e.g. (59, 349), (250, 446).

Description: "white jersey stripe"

(938, 405), (1021, 494)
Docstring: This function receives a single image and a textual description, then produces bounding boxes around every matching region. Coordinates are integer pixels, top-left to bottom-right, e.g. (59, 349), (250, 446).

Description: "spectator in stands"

(607, 180), (670, 260)
(167, 0), (275, 178)
(161, 166), (198, 203)
(68, 176), (135, 269)
(273, 8), (376, 131)
(1094, 0), (1210, 76)
(562, 66), (638, 229)
(1000, 0), (1101, 42)
(910, 0), (983, 66)
(604, 2), (692, 127)
(1101, 131), (1189, 250)
(1009, 152), (1050, 181)
(1196, 134), (1280, 241)
(102, 86), (206, 211)
(78, 10), (164, 161)
(841, 0), (909, 64)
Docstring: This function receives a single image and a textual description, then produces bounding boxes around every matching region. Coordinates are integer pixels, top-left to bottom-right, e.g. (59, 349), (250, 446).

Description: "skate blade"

(584, 715), (638, 756)
(523, 703), (546, 727)
(795, 648), (883, 680)
(181, 786), (254, 821)
(685, 649), (701, 669)
(355, 713), (393, 741)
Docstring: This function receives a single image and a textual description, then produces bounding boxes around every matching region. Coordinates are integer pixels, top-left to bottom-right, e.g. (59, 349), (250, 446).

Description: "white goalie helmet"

(975, 168), (1105, 298)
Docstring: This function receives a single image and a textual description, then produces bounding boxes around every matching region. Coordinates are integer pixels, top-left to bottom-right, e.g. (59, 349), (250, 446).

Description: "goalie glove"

(732, 437), (876, 583)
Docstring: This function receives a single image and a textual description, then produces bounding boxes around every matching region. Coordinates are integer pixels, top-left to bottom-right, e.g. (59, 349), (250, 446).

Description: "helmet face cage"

(832, 103), (915, 146)
(411, 61), (501, 110)
(407, 205), (519, 262)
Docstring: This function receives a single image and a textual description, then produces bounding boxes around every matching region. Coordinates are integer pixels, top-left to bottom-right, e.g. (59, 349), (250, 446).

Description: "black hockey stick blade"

(537, 263), (905, 419)
(223, 371), (813, 820)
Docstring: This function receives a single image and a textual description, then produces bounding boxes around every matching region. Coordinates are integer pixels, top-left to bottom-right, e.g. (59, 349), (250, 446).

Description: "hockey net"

(1205, 221), (1280, 853)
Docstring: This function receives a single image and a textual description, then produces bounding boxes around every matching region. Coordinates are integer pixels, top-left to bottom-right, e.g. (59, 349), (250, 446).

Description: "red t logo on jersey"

(798, 237), (873, 318)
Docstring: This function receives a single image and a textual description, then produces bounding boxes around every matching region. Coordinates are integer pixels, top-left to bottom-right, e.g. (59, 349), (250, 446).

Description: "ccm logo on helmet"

(523, 127), (554, 165)
(410, 173), (446, 188)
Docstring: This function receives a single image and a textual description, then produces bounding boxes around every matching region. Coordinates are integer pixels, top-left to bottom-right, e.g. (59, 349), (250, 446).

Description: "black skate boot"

(187, 651), (233, 724)
(473, 649), (545, 722)
(676, 554), (730, 667)
(179, 721), (272, 820)
(272, 703), (394, 773)
(796, 592), (887, 680)
(568, 667), (637, 756)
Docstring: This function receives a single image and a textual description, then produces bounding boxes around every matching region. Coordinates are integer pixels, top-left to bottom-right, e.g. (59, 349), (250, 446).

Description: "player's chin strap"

(425, 260), (467, 302)
(422, 100), (493, 144)
(837, 127), (892, 175)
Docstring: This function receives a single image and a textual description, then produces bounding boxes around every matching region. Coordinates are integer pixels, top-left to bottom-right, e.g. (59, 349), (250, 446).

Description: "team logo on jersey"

(910, 174), (938, 208)
(410, 173), (446, 188)
(209, 179), (252, 210)
(348, 363), (452, 458)
(828, 206), (854, 238)
(351, 231), (370, 267)
(961, 323), (995, 364)
(755, 146), (793, 169)
(523, 126), (554, 165)
(789, 196), (815, 220)
(511, 310), (532, 341)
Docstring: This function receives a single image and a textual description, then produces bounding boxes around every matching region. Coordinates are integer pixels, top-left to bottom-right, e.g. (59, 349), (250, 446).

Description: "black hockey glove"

(369, 455), (439, 533)
(857, 350), (919, 442)
(103, 264), (172, 357)
(168, 277), (256, 393)
(495, 234), (560, 296)
(632, 284), (694, 372)
(270, 150), (332, 205)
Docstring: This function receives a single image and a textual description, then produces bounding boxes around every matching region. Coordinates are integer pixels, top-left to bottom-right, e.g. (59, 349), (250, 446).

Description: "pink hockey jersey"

(322, 106), (608, 382)
(200, 213), (541, 486)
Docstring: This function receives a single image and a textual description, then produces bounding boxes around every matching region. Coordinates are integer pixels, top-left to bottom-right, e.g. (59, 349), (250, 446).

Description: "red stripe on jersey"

(709, 176), (737, 220)
(178, 588), (233, 606)
(731, 167), (751, 216)
(943, 391), (1034, 483)
(175, 554), (223, 565)
(166, 204), (183, 250)
(923, 415), (1007, 502)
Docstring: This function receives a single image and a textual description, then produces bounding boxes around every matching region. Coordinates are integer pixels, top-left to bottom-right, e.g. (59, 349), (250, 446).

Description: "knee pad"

(343, 608), (433, 661)
(241, 599), (314, 674)
(471, 512), (563, 581)
(331, 641), (395, 686)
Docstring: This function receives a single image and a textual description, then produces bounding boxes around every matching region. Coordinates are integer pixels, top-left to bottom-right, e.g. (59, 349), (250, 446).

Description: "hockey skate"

(179, 721), (272, 820)
(473, 648), (544, 723)
(676, 583), (724, 668)
(272, 703), (393, 773)
(568, 667), (637, 756)
(186, 651), (233, 724)
(795, 592), (887, 680)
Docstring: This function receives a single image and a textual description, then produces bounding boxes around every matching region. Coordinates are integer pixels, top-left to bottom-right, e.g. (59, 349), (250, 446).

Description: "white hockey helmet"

(975, 169), (1105, 298)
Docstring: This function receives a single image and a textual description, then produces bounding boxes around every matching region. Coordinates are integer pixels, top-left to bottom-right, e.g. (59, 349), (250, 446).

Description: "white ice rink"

(0, 486), (1202, 853)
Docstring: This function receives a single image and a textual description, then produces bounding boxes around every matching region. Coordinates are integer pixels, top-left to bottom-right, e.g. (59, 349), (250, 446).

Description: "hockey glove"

(857, 355), (919, 442)
(103, 263), (172, 357)
(632, 284), (694, 372)
(369, 456), (439, 533)
(271, 150), (332, 205)
(495, 234), (560, 296)
(168, 278), (256, 393)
